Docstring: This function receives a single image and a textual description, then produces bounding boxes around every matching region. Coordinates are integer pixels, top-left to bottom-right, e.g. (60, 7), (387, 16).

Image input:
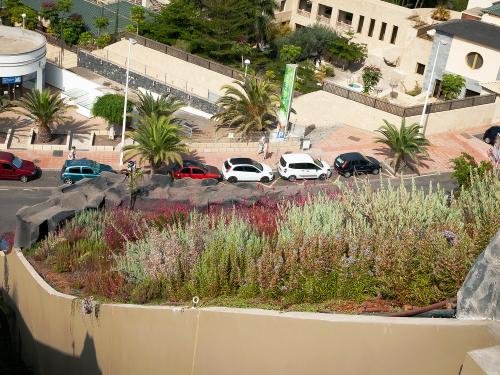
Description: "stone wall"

(77, 51), (218, 115)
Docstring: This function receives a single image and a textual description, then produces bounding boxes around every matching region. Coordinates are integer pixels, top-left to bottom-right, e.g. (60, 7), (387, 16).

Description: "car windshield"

(313, 158), (322, 167)
(250, 161), (263, 171)
(12, 157), (23, 169)
(336, 157), (344, 164)
(92, 161), (100, 169)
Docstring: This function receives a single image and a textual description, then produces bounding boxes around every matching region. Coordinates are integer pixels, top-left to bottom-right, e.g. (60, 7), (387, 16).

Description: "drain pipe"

(380, 298), (457, 318)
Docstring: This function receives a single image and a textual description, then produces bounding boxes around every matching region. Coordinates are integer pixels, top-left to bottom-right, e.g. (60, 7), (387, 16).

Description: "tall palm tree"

(212, 77), (280, 139)
(134, 91), (185, 118)
(375, 119), (430, 174)
(252, 0), (278, 48)
(13, 89), (69, 142)
(123, 114), (187, 174)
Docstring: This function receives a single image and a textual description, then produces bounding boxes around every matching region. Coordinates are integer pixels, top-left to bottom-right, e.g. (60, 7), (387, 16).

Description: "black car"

(334, 152), (381, 177)
(483, 126), (500, 145)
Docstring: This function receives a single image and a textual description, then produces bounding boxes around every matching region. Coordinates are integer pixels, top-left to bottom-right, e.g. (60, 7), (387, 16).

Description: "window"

(368, 19), (375, 37)
(245, 166), (259, 173)
(298, 0), (312, 12)
(357, 15), (365, 33)
(82, 168), (94, 175)
(465, 89), (480, 97)
(68, 167), (80, 174)
(289, 163), (300, 169)
(390, 25), (398, 44)
(466, 52), (483, 69)
(304, 163), (319, 170)
(192, 168), (205, 175)
(233, 166), (246, 172)
(338, 10), (354, 25)
(180, 168), (191, 174)
(280, 157), (287, 167)
(415, 63), (425, 75)
(379, 22), (387, 41)
(432, 79), (442, 98)
(2, 163), (12, 170)
(280, 0), (286, 11)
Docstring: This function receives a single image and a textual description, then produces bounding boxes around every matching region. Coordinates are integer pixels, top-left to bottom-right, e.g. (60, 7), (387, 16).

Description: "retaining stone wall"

(77, 51), (219, 115)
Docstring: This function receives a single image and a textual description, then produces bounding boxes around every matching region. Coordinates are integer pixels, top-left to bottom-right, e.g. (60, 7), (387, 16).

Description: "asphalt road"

(0, 170), (456, 234)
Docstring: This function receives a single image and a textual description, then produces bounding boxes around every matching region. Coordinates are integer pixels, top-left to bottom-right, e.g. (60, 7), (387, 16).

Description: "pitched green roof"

(482, 2), (500, 17)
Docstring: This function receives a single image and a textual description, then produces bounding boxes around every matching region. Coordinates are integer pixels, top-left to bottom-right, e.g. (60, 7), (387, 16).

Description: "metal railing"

(121, 32), (246, 82)
(323, 81), (497, 118)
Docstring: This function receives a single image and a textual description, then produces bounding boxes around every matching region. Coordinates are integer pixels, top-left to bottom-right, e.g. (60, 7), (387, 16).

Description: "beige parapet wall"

(1, 250), (499, 375)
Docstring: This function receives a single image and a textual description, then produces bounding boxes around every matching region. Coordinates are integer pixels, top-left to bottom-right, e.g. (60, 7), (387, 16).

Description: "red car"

(172, 165), (222, 181)
(0, 152), (38, 183)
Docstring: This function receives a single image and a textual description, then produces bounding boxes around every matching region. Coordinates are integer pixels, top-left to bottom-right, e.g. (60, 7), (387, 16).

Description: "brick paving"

(5, 124), (494, 173)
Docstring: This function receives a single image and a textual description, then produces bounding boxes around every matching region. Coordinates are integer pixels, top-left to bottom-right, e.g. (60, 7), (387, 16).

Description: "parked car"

(278, 153), (331, 181)
(173, 165), (222, 181)
(334, 152), (381, 177)
(60, 159), (114, 184)
(222, 158), (274, 183)
(483, 126), (500, 145)
(0, 152), (38, 183)
(171, 159), (206, 172)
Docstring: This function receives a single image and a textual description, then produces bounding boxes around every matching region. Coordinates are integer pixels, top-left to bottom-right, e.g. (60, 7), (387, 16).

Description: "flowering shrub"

(26, 173), (500, 307)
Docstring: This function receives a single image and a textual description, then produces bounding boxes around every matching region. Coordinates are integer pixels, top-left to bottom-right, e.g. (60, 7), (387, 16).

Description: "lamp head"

(21, 13), (26, 18)
(244, 59), (250, 66)
(129, 38), (137, 45)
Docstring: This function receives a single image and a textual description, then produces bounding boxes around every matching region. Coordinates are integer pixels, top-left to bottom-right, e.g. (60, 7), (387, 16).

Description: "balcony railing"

(297, 8), (311, 17)
(316, 14), (331, 24)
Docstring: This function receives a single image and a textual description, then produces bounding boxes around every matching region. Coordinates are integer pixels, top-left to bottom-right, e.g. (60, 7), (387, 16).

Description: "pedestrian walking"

(263, 134), (269, 160)
(258, 136), (265, 155)
(67, 146), (76, 160)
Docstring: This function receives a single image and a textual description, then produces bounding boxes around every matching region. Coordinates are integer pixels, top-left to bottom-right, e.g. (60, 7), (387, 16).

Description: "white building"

(0, 25), (47, 99)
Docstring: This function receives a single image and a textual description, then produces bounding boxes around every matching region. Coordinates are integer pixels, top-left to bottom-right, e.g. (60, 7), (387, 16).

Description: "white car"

(222, 158), (274, 183)
(278, 153), (331, 181)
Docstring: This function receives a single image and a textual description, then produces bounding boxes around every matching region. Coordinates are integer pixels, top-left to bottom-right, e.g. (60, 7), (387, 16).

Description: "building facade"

(0, 25), (47, 99)
(423, 19), (500, 98)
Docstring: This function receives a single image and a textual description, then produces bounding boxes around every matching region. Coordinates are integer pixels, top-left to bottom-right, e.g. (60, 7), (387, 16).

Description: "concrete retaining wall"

(292, 90), (497, 134)
(1, 250), (499, 375)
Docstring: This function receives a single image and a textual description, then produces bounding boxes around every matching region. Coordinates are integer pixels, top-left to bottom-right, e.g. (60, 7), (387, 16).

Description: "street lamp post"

(244, 59), (250, 79)
(419, 30), (447, 133)
(119, 38), (137, 167)
(21, 13), (26, 29)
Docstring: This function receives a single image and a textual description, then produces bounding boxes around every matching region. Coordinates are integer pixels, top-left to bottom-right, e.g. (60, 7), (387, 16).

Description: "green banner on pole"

(278, 64), (297, 130)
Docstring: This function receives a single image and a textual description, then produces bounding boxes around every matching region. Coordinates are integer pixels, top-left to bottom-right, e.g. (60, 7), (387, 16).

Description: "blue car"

(60, 159), (114, 184)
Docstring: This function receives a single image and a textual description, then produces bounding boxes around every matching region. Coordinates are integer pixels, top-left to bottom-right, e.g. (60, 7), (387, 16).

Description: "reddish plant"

(103, 209), (145, 252)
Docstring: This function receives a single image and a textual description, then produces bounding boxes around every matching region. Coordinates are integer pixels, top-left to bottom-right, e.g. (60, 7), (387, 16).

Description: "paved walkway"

(6, 124), (493, 174)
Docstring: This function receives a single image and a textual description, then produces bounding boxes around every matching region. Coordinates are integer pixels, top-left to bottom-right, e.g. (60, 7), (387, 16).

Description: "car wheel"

(288, 175), (297, 182)
(344, 172), (351, 178)
(20, 175), (28, 183)
(260, 176), (270, 183)
(64, 178), (74, 185)
(484, 136), (491, 144)
(318, 173), (326, 180)
(227, 176), (237, 183)
(372, 168), (380, 175)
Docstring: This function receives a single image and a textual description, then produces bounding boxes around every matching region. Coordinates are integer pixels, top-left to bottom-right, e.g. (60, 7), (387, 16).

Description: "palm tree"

(133, 91), (185, 118)
(212, 77), (280, 139)
(13, 89), (69, 143)
(123, 114), (187, 174)
(252, 0), (278, 48)
(375, 119), (430, 174)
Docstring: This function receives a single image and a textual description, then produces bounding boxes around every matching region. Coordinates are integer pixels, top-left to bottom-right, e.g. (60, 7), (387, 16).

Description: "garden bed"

(33, 132), (67, 145)
(93, 135), (121, 147)
(23, 174), (499, 313)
